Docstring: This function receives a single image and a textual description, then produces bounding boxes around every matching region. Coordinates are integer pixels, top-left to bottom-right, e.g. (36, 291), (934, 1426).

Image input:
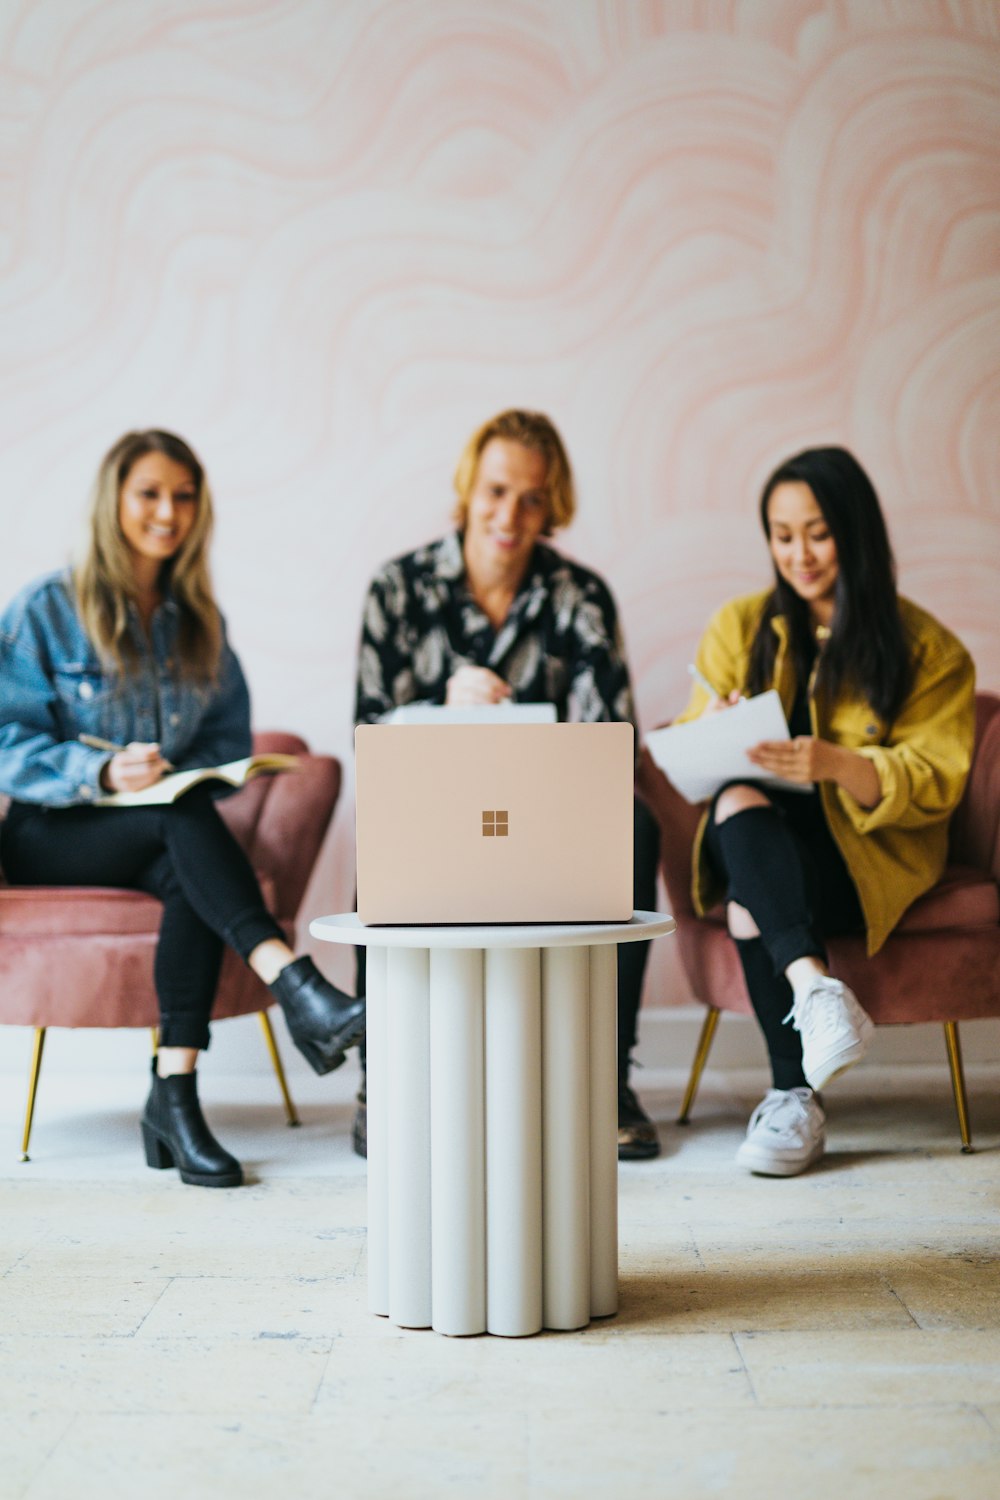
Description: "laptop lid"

(355, 722), (634, 925)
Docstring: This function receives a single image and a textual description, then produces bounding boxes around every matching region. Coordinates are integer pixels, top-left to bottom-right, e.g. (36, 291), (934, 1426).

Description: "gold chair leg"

(944, 1021), (973, 1154)
(20, 1027), (46, 1162)
(259, 1010), (301, 1127)
(677, 1006), (721, 1125)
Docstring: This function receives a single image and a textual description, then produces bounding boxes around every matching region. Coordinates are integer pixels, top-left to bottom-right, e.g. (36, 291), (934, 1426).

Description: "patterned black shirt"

(354, 532), (636, 728)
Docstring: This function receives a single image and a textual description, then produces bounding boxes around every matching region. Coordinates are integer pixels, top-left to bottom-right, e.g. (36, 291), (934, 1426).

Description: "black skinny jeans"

(703, 784), (864, 1091)
(1, 789), (285, 1051)
(355, 795), (661, 1076)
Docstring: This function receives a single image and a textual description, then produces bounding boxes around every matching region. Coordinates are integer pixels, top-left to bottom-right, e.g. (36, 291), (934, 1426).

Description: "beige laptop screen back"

(356, 723), (633, 924)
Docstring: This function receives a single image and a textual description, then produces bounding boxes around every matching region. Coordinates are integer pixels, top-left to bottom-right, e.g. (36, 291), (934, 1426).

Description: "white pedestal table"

(309, 911), (675, 1338)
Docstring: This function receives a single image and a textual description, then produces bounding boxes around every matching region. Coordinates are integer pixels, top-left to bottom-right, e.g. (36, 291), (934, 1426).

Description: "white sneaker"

(735, 1087), (826, 1176)
(785, 975), (874, 1091)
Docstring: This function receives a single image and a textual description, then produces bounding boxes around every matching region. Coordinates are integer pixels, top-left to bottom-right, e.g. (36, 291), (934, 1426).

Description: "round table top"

(309, 910), (676, 951)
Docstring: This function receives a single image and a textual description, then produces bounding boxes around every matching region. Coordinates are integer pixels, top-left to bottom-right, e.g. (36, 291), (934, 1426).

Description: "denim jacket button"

(79, 784), (93, 799)
(169, 712), (180, 726)
(78, 681), (94, 700)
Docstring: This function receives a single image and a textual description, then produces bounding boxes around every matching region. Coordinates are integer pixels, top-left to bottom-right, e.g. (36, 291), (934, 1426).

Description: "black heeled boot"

(269, 957), (366, 1076)
(141, 1062), (243, 1188)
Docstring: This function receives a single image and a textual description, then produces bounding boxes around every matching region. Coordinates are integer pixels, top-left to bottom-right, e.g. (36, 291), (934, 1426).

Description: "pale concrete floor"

(1, 1061), (999, 1500)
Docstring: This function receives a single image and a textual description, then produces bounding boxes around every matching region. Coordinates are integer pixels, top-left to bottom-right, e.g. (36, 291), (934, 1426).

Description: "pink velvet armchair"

(637, 692), (1000, 1150)
(0, 732), (341, 1159)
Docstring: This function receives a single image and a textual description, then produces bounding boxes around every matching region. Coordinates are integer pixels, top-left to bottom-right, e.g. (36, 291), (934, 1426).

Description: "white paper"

(387, 702), (557, 725)
(644, 690), (809, 804)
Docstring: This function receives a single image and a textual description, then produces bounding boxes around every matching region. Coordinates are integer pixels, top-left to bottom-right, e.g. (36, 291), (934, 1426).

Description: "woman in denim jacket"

(0, 430), (365, 1188)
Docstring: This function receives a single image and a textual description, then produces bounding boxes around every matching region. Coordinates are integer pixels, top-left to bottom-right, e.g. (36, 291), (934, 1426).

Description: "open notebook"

(95, 753), (298, 807)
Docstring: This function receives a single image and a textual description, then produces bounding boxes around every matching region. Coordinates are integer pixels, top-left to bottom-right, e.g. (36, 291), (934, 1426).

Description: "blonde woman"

(0, 430), (365, 1188)
(354, 409), (662, 1160)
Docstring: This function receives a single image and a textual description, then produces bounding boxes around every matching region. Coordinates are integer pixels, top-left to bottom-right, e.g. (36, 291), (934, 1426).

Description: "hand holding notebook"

(644, 689), (808, 804)
(92, 752), (299, 807)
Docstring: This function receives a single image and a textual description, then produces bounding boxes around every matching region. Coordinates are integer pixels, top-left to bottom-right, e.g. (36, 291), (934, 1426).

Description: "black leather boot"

(618, 1070), (660, 1161)
(141, 1063), (243, 1187)
(269, 957), (366, 1076)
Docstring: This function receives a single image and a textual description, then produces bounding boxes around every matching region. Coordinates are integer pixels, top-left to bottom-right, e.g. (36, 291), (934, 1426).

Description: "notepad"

(95, 753), (298, 807)
(644, 690), (808, 804)
(386, 703), (557, 725)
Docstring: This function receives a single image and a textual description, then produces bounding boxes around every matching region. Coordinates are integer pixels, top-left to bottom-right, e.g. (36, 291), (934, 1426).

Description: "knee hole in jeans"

(712, 783), (773, 826)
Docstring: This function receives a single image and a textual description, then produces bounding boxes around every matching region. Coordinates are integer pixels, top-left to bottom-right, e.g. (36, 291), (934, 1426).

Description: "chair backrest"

(636, 745), (700, 918)
(218, 731), (342, 924)
(948, 692), (1000, 882)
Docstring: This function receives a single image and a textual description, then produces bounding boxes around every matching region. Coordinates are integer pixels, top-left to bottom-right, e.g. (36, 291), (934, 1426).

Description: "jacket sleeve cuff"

(72, 745), (110, 804)
(835, 747), (909, 833)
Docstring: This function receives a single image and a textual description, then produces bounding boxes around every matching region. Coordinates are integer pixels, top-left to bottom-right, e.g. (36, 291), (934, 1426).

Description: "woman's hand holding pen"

(688, 663), (742, 718)
(100, 743), (171, 794)
(699, 688), (742, 717)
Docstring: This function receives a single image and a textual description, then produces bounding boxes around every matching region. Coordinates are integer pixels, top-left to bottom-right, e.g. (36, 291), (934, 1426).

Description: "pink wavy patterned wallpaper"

(2, 1), (998, 997)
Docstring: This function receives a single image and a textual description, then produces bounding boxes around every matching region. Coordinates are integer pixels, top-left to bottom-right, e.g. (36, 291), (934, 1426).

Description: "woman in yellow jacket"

(676, 447), (975, 1177)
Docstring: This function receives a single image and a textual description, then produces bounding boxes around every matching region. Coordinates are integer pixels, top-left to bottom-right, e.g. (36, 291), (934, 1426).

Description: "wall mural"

(2, 0), (997, 1000)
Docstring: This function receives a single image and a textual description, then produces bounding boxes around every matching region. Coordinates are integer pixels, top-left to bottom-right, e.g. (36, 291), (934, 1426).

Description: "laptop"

(355, 722), (634, 925)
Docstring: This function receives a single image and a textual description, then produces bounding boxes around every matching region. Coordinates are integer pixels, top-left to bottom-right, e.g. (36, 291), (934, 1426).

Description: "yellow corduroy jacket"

(676, 591), (976, 955)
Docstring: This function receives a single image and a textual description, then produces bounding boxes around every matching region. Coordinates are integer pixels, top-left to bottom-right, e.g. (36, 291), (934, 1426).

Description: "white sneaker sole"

(803, 1014), (875, 1091)
(735, 1134), (826, 1177)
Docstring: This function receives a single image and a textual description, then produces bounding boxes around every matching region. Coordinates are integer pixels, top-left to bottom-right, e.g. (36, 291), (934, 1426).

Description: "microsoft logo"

(482, 809), (509, 838)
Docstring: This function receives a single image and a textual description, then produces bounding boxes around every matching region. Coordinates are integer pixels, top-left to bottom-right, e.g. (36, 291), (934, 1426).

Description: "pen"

(78, 734), (174, 770)
(687, 663), (724, 701)
(78, 734), (125, 752)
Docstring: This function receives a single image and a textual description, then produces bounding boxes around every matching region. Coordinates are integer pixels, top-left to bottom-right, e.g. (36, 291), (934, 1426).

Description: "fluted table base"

(365, 942), (618, 1337)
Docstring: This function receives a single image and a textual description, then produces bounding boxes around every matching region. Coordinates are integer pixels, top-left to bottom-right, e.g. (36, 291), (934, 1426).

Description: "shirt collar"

(435, 530), (556, 593)
(433, 531), (466, 583)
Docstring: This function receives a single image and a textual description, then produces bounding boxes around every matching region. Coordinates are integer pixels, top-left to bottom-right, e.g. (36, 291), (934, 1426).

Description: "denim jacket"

(0, 570), (252, 808)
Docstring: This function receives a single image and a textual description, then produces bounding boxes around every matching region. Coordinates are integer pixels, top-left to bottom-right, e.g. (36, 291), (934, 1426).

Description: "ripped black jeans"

(703, 783), (864, 1090)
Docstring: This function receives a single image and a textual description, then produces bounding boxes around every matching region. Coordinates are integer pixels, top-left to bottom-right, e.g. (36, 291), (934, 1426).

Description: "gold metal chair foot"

(20, 1027), (46, 1163)
(258, 1010), (301, 1127)
(943, 1021), (973, 1153)
(677, 1006), (721, 1125)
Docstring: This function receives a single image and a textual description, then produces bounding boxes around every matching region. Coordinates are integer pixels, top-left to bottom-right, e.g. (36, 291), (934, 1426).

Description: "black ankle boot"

(141, 1063), (243, 1188)
(269, 957), (366, 1076)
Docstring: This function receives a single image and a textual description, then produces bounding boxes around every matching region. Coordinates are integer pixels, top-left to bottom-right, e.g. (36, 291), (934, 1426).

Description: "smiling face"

(463, 438), (550, 579)
(118, 450), (198, 581)
(766, 480), (840, 624)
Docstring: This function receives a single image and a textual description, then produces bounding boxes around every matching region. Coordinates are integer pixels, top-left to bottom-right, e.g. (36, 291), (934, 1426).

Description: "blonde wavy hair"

(452, 409), (576, 534)
(74, 430), (222, 681)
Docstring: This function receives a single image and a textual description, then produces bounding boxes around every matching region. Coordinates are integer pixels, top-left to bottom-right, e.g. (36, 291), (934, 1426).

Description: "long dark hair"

(746, 447), (911, 723)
